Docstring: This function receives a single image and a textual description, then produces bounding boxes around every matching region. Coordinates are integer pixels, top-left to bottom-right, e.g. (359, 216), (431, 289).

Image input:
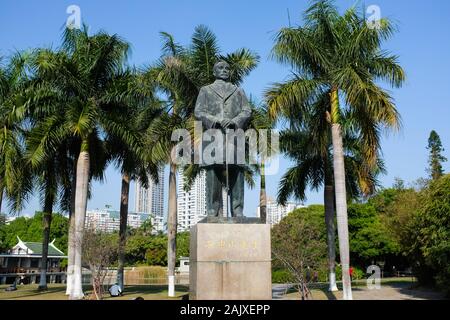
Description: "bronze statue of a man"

(194, 61), (251, 218)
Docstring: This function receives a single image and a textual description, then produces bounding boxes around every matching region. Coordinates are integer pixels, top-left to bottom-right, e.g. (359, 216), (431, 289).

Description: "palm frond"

(222, 48), (259, 85)
(160, 31), (184, 57)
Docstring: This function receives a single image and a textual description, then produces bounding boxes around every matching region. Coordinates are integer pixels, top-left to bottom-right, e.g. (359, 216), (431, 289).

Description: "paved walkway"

(350, 282), (445, 300)
(272, 281), (446, 300)
(272, 284), (291, 300)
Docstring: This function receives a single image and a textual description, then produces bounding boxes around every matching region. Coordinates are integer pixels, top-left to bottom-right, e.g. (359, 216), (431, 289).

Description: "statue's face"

(213, 62), (230, 81)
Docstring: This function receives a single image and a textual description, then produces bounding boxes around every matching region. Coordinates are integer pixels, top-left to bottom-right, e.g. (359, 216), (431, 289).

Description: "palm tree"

(270, 91), (374, 291)
(247, 104), (275, 223)
(0, 57), (4, 213)
(104, 69), (163, 291)
(276, 97), (384, 291)
(0, 52), (66, 290)
(267, 0), (405, 299)
(0, 53), (34, 214)
(26, 26), (138, 299)
(33, 149), (67, 290)
(0, 52), (79, 291)
(146, 34), (187, 297)
(147, 25), (258, 296)
(24, 80), (83, 290)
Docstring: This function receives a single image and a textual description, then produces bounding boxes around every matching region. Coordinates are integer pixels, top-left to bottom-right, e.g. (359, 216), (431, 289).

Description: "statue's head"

(213, 61), (231, 81)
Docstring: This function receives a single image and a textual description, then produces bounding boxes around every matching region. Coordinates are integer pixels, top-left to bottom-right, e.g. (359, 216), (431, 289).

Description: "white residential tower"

(134, 168), (165, 233)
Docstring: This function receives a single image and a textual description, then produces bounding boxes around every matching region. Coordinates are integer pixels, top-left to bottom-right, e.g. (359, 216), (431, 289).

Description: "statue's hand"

(210, 117), (222, 129)
(227, 120), (237, 129)
(220, 119), (232, 129)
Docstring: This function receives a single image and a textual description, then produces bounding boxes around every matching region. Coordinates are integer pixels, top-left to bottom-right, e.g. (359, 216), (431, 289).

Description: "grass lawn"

(0, 284), (189, 300)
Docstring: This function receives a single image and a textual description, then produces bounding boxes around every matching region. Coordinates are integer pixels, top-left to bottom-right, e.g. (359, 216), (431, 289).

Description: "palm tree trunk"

(330, 88), (352, 300)
(38, 190), (54, 290)
(66, 207), (76, 294)
(167, 162), (177, 297)
(259, 163), (267, 223)
(324, 155), (338, 292)
(117, 172), (130, 291)
(70, 141), (90, 300)
(324, 183), (338, 291)
(66, 174), (77, 295)
(0, 178), (4, 214)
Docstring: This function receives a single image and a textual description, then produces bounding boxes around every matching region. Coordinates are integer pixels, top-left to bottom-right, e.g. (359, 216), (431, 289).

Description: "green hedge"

(335, 265), (365, 280)
(272, 269), (295, 283)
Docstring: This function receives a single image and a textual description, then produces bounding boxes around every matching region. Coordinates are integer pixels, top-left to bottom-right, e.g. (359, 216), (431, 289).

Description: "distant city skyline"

(85, 208), (160, 233)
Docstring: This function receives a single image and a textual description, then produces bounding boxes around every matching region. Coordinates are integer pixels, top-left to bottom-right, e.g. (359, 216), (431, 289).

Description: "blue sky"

(1, 0), (449, 217)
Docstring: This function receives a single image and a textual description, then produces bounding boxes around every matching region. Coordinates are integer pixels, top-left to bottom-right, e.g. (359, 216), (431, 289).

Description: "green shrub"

(272, 269), (295, 283)
(335, 265), (365, 280)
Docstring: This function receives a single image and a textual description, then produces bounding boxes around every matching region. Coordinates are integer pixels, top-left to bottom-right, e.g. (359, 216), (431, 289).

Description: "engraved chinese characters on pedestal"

(205, 239), (259, 259)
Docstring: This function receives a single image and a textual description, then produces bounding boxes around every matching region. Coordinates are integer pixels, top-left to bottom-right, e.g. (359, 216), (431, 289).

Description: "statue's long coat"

(194, 80), (251, 167)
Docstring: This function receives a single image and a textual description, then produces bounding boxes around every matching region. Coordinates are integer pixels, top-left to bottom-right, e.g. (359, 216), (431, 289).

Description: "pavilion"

(0, 236), (67, 284)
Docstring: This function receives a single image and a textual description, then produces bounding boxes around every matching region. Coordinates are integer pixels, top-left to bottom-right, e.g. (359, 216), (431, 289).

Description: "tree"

(266, 0), (405, 299)
(409, 174), (450, 294)
(123, 232), (170, 266)
(347, 203), (399, 267)
(37, 171), (56, 291)
(176, 231), (190, 260)
(392, 177), (406, 190)
(27, 26), (136, 299)
(134, 218), (155, 237)
(248, 104), (275, 224)
(125, 234), (153, 265)
(0, 51), (73, 290)
(0, 214), (7, 252)
(0, 53), (34, 215)
(82, 228), (118, 300)
(0, 55), (74, 285)
(427, 130), (447, 180)
(369, 185), (420, 264)
(25, 127), (78, 290)
(104, 69), (163, 291)
(272, 206), (327, 300)
(147, 25), (258, 296)
(145, 236), (167, 266)
(0, 212), (68, 251)
(277, 120), (383, 291)
(275, 88), (384, 292)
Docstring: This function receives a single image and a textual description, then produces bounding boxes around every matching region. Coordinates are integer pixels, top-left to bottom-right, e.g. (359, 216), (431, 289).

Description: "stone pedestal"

(189, 222), (272, 300)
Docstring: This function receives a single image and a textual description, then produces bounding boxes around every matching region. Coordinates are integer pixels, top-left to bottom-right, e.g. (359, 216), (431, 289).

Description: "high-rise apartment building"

(177, 170), (228, 232)
(256, 197), (305, 226)
(134, 168), (165, 233)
